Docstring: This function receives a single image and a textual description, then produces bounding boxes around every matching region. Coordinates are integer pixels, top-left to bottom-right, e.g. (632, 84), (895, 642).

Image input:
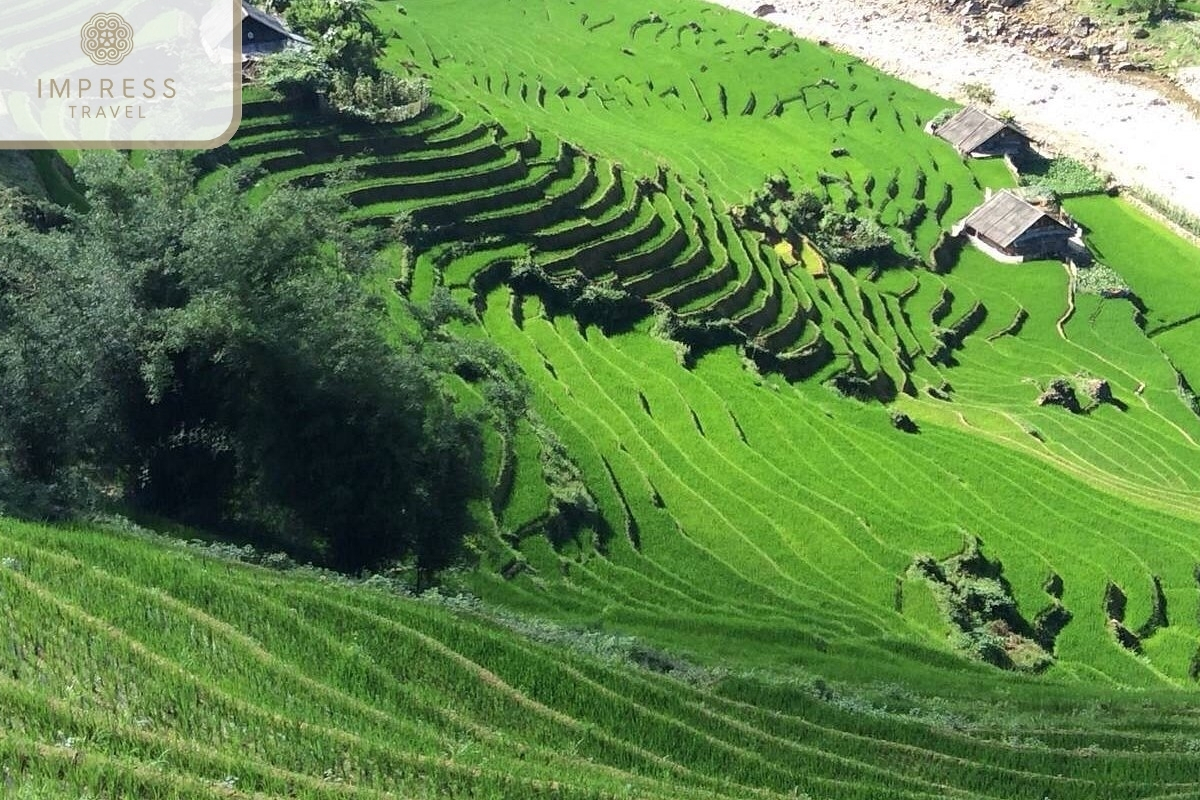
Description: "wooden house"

(960, 190), (1075, 261)
(241, 1), (309, 63)
(931, 107), (1028, 157)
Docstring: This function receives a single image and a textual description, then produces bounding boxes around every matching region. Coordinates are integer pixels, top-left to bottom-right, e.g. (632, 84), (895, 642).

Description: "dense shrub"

(257, 47), (332, 99)
(0, 152), (491, 574)
(959, 82), (994, 105)
(1128, 0), (1179, 20)
(571, 280), (648, 331)
(927, 108), (956, 129)
(910, 538), (1056, 672)
(814, 212), (893, 266)
(283, 0), (386, 75)
(732, 175), (896, 267)
(1074, 262), (1130, 296)
(328, 71), (431, 123)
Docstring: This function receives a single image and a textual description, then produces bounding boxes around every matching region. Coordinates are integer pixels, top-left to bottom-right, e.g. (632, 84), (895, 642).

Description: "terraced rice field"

(10, 0), (1200, 795)
(8, 518), (1200, 800)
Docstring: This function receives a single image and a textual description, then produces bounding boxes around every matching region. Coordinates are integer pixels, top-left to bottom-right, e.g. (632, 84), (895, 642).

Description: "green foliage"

(1128, 0), (1179, 20)
(0, 152), (484, 572)
(328, 70), (431, 123)
(1017, 156), (1107, 197)
(0, 152), (48, 201)
(532, 419), (598, 525)
(284, 0), (385, 75)
(927, 108), (956, 129)
(959, 81), (994, 105)
(814, 211), (893, 265)
(571, 280), (644, 330)
(734, 175), (895, 267)
(256, 47), (332, 98)
(910, 538), (1055, 673)
(1074, 262), (1131, 296)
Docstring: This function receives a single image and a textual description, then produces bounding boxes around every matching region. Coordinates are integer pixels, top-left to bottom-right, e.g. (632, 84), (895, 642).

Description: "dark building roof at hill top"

(935, 106), (1023, 153)
(963, 191), (1070, 248)
(242, 1), (309, 44)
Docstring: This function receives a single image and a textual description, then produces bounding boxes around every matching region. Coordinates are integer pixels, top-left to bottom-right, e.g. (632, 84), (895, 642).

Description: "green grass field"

(8, 0), (1200, 796)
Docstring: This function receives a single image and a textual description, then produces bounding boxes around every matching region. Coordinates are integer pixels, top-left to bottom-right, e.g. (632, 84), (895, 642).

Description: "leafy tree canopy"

(733, 175), (895, 267)
(0, 152), (489, 574)
(283, 0), (386, 76)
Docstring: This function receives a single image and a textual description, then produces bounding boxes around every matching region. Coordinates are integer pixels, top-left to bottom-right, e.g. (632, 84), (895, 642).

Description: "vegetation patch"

(1016, 155), (1107, 197)
(1075, 261), (1131, 296)
(909, 538), (1062, 672)
(1035, 374), (1123, 413)
(732, 174), (897, 268)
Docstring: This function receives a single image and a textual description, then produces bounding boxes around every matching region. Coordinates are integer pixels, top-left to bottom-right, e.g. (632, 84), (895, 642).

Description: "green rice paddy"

(7, 0), (1200, 796)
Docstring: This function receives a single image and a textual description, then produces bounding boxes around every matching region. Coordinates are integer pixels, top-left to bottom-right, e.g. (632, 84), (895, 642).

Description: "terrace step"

(625, 228), (712, 297)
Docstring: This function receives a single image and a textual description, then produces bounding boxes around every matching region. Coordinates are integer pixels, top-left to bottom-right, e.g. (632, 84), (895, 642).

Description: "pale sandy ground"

(1181, 67), (1200, 105)
(709, 0), (1200, 219)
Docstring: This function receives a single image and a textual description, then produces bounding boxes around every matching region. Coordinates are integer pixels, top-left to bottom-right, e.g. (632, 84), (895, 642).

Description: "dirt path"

(709, 0), (1200, 219)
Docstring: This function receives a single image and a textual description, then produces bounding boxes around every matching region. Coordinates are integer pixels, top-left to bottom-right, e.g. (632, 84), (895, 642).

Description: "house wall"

(972, 129), (1026, 157)
(1011, 227), (1072, 259)
(244, 20), (289, 47)
(962, 230), (1026, 263)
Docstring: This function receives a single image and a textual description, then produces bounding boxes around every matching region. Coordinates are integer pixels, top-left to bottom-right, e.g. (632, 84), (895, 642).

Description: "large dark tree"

(0, 152), (481, 572)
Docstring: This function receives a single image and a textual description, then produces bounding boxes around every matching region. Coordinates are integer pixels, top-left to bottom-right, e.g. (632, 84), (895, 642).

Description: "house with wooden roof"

(930, 107), (1028, 158)
(957, 190), (1076, 261)
(241, 1), (310, 63)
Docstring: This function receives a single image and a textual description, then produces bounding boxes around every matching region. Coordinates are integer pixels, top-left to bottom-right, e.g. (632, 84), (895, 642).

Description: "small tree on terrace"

(328, 70), (431, 123)
(733, 175), (895, 268)
(284, 0), (385, 76)
(257, 47), (332, 99)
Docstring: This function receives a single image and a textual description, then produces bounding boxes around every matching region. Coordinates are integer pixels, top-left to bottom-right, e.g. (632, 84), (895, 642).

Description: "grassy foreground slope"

(6, 518), (1200, 800)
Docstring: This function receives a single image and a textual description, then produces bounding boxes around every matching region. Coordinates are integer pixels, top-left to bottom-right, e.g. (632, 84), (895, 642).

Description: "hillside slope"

(5, 519), (1200, 799)
(7, 0), (1200, 796)
(270, 0), (1200, 686)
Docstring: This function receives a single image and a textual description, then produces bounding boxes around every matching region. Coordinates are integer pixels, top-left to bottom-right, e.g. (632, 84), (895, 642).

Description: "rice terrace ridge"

(1, 0), (1200, 798)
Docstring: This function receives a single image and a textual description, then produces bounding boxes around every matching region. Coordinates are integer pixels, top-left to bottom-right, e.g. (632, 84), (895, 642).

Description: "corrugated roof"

(935, 107), (1019, 154)
(964, 191), (1068, 248)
